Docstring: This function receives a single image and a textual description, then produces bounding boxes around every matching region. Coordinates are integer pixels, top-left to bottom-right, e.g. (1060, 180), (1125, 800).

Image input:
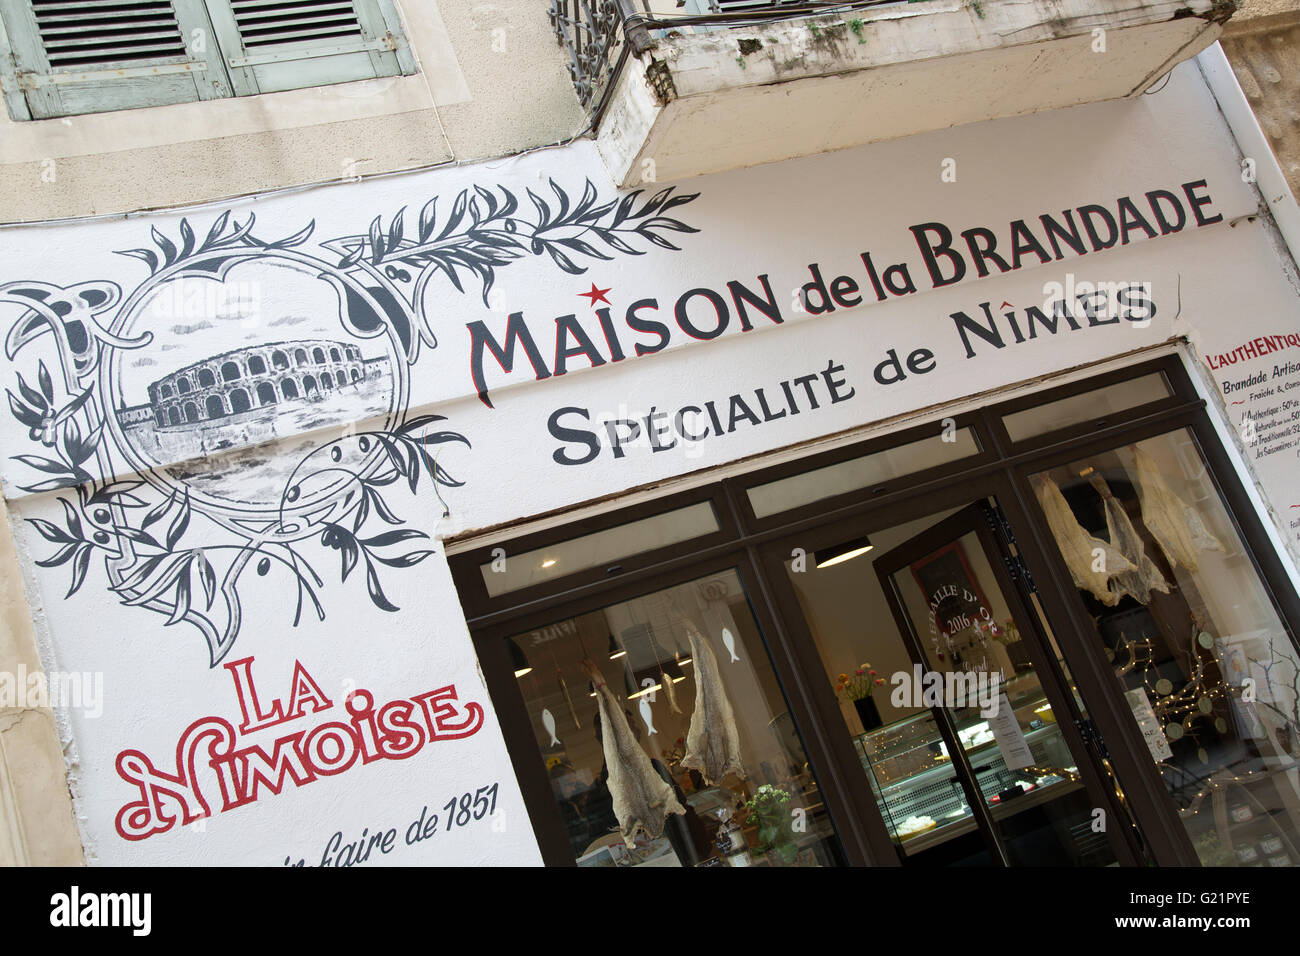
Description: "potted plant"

(837, 664), (886, 731)
(744, 785), (798, 865)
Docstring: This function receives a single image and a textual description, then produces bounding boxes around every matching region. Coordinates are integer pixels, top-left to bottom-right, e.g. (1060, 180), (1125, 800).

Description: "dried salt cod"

(585, 661), (685, 847)
(1090, 475), (1171, 605)
(1131, 445), (1223, 573)
(1032, 475), (1133, 606)
(681, 625), (746, 786)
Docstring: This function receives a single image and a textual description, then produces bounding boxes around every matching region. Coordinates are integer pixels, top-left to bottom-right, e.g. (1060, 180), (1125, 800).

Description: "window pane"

(1030, 429), (1300, 866)
(480, 501), (718, 597)
(510, 569), (843, 866)
(747, 427), (980, 519)
(786, 510), (1119, 865)
(1003, 373), (1172, 442)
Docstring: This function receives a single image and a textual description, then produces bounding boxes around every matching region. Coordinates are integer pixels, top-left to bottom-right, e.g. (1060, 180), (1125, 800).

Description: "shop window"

(1030, 429), (1300, 866)
(0, 0), (414, 121)
(509, 568), (842, 867)
(455, 355), (1300, 867)
(784, 504), (1122, 865)
(479, 500), (719, 598)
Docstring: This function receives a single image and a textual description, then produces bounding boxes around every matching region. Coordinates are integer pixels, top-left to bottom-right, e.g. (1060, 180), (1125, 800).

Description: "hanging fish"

(659, 666), (683, 715)
(557, 671), (581, 730)
(582, 661), (685, 847)
(1031, 475), (1133, 606)
(638, 696), (659, 735)
(721, 627), (740, 663)
(1090, 475), (1170, 604)
(541, 708), (561, 748)
(1130, 445), (1223, 572)
(681, 625), (746, 785)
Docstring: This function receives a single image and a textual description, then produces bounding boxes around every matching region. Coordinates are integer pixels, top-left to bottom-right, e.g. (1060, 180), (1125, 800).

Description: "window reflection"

(1032, 430), (1300, 866)
(514, 569), (841, 867)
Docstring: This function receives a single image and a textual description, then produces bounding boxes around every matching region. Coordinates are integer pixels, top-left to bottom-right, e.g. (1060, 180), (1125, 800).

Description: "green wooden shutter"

(201, 0), (408, 96)
(0, 0), (233, 119)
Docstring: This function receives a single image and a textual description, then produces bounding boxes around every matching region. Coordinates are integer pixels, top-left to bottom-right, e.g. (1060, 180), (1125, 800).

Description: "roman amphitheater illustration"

(124, 339), (388, 429)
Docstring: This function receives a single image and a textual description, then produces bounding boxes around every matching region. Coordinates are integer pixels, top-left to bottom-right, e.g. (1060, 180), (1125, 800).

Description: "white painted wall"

(0, 58), (1297, 865)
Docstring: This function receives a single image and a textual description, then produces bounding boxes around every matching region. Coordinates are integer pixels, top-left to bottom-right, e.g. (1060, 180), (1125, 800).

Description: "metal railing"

(548, 0), (638, 113)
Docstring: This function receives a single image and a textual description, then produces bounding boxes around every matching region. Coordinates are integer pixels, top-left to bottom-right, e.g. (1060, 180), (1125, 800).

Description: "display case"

(853, 675), (1083, 854)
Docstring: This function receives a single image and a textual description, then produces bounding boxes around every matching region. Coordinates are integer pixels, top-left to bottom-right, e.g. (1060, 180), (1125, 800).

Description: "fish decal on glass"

(638, 695), (658, 735)
(541, 708), (561, 748)
(721, 627), (740, 663)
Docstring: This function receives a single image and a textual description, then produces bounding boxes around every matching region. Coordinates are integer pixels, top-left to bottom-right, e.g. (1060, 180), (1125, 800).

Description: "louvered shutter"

(201, 0), (405, 96)
(0, 0), (233, 119)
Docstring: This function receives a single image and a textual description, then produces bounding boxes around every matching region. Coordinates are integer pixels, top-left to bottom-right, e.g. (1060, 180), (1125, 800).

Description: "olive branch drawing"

(3, 175), (704, 665)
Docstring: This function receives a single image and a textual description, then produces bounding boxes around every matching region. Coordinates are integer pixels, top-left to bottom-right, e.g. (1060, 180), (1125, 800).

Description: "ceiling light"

(674, 637), (692, 667)
(814, 536), (874, 569)
(608, 633), (626, 661)
(540, 558), (557, 568)
(627, 682), (662, 700)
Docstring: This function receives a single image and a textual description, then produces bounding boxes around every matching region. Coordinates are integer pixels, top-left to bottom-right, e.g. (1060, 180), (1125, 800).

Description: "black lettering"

(909, 223), (967, 288)
(905, 349), (935, 375)
(961, 227), (1011, 277)
(883, 262), (917, 295)
(553, 314), (607, 376)
(821, 360), (856, 401)
(727, 275), (783, 331)
(860, 252), (888, 301)
(874, 349), (907, 385)
(675, 288), (730, 340)
(1079, 205), (1118, 251)
(1145, 189), (1187, 235)
(1039, 211), (1086, 259)
(830, 275), (862, 308)
(1025, 301), (1080, 338)
(1116, 196), (1158, 244)
(467, 311), (551, 409)
(595, 307), (626, 362)
(800, 264), (835, 314)
(625, 299), (670, 356)
(726, 395), (760, 432)
(674, 406), (708, 442)
(951, 303), (1005, 358)
(794, 374), (821, 409)
(1182, 179), (1223, 226)
(1078, 291), (1118, 326)
(1009, 220), (1051, 269)
(754, 388), (788, 421)
(604, 419), (642, 459)
(643, 407), (676, 452)
(548, 407), (600, 465)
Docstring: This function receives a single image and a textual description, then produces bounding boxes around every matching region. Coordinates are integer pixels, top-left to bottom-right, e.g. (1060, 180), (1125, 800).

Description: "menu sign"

(1125, 688), (1174, 762)
(989, 693), (1035, 770)
(1206, 335), (1300, 558)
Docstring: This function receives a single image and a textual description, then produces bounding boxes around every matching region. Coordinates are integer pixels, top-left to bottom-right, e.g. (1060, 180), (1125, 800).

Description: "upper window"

(0, 0), (414, 121)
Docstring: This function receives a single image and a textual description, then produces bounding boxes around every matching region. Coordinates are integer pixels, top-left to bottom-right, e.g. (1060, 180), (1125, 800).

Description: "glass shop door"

(778, 496), (1140, 865)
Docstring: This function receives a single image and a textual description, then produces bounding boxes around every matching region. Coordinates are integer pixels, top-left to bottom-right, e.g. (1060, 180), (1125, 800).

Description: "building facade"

(0, 0), (1299, 869)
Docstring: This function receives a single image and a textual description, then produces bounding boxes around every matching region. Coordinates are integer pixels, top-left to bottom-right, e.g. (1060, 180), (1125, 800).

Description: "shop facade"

(1, 51), (1299, 867)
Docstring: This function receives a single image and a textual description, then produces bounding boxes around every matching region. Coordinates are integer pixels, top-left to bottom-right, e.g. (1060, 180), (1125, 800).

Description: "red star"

(579, 283), (612, 307)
